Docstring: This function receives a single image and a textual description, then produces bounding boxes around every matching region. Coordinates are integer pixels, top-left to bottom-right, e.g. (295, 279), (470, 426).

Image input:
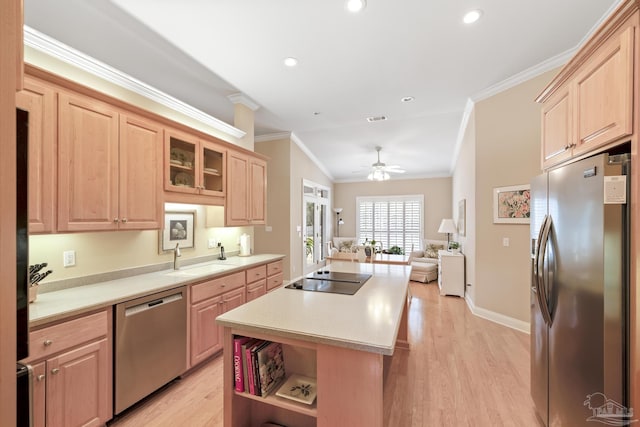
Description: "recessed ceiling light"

(346, 0), (366, 13)
(401, 96), (415, 103)
(284, 57), (298, 67)
(463, 9), (483, 24)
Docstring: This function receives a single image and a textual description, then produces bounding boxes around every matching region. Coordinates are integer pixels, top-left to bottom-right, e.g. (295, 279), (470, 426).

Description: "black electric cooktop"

(285, 271), (372, 295)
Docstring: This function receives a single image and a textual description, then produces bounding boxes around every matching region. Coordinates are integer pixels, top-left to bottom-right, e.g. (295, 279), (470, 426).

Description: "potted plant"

(387, 245), (404, 255)
(449, 241), (460, 254)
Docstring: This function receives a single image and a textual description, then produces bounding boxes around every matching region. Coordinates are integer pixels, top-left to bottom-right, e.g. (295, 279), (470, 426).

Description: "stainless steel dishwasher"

(114, 286), (187, 414)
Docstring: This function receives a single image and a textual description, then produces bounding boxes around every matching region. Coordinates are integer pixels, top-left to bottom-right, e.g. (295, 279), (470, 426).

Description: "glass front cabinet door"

(165, 129), (225, 198)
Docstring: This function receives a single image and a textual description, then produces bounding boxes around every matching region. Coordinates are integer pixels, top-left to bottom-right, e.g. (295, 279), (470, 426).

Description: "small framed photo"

(493, 184), (531, 224)
(161, 210), (195, 251)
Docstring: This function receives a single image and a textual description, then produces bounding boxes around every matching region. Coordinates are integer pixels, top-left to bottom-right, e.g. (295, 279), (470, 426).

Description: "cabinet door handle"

(121, 218), (128, 223)
(51, 368), (60, 375)
(36, 374), (45, 382)
(43, 339), (53, 346)
(113, 218), (119, 223)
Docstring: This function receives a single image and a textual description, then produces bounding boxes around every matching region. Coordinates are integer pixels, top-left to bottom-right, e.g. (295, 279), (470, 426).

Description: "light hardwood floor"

(108, 282), (543, 427)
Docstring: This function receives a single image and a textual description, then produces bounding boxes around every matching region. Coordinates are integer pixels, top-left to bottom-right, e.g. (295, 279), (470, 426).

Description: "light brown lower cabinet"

(189, 272), (246, 368)
(24, 310), (112, 427)
(246, 264), (267, 302)
(266, 260), (284, 292)
(246, 279), (267, 301)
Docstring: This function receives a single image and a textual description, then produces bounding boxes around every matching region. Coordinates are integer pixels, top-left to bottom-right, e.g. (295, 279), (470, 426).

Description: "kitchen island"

(216, 261), (411, 427)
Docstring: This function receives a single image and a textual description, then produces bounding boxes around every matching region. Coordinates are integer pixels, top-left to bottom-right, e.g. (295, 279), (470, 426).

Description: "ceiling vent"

(366, 115), (388, 123)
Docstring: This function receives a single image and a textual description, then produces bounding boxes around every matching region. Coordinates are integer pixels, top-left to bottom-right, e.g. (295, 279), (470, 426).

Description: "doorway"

(302, 181), (329, 275)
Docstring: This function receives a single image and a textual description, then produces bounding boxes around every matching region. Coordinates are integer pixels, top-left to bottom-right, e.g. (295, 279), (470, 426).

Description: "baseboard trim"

(464, 294), (530, 334)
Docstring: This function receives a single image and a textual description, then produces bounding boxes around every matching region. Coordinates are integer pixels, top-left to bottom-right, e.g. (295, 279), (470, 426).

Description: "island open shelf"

(218, 261), (411, 427)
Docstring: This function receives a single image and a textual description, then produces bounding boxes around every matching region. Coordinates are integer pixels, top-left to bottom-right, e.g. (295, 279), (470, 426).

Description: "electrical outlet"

(63, 250), (76, 267)
(503, 237), (510, 247)
(208, 238), (217, 249)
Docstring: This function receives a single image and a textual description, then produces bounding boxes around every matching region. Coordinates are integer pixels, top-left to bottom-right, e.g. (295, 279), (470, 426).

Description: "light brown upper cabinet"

(118, 113), (163, 230)
(541, 86), (573, 168)
(58, 92), (162, 231)
(573, 25), (634, 156)
(539, 21), (635, 169)
(16, 77), (56, 234)
(164, 128), (226, 203)
(226, 150), (267, 226)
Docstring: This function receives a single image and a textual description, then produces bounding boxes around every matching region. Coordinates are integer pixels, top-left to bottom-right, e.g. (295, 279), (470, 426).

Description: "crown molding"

(227, 93), (260, 111)
(254, 132), (291, 142)
(290, 133), (335, 180)
(254, 131), (334, 180)
(24, 26), (246, 139)
(471, 49), (572, 104)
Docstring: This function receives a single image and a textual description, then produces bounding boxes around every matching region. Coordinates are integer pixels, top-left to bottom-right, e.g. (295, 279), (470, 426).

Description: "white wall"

(452, 110), (477, 302)
(452, 69), (558, 326)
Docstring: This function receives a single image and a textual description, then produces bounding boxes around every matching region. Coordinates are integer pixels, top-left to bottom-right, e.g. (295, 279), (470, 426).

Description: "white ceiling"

(24, 0), (619, 182)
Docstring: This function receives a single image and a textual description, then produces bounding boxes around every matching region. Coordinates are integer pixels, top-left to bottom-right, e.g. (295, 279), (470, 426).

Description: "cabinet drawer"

(267, 273), (283, 291)
(28, 310), (108, 361)
(191, 271), (245, 303)
(246, 265), (267, 284)
(267, 260), (283, 277)
(247, 279), (266, 292)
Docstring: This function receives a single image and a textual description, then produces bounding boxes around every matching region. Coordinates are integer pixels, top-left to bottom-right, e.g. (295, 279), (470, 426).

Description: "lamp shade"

(438, 219), (457, 234)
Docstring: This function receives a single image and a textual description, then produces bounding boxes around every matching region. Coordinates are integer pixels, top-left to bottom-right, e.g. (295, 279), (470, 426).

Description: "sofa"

(408, 240), (447, 283)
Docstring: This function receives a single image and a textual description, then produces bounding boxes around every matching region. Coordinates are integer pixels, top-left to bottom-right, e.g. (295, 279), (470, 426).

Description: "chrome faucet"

(173, 243), (181, 270)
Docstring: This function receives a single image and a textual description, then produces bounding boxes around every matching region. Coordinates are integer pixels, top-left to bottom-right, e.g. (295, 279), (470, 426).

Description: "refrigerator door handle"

(531, 215), (548, 308)
(538, 215), (553, 326)
(532, 215), (548, 292)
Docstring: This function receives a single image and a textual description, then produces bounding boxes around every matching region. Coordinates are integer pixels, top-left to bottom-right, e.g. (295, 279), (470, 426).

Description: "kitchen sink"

(165, 263), (232, 277)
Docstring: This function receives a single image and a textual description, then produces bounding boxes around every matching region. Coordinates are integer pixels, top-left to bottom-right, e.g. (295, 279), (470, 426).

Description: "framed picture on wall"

(458, 199), (466, 236)
(160, 210), (196, 251)
(493, 184), (531, 224)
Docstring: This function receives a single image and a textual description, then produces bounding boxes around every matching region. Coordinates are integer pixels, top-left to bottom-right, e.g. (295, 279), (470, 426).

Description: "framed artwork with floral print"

(493, 184), (531, 224)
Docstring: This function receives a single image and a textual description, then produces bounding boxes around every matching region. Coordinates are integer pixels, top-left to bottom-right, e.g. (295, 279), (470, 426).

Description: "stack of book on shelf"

(234, 336), (286, 397)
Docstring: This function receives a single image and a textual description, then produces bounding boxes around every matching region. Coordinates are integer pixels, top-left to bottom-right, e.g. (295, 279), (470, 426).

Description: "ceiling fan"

(366, 146), (405, 181)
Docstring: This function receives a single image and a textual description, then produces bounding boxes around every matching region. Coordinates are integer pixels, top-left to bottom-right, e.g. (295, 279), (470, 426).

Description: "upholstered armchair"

(408, 240), (447, 283)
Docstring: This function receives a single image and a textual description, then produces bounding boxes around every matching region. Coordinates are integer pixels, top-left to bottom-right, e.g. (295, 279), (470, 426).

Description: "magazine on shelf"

(257, 342), (286, 396)
(250, 340), (271, 395)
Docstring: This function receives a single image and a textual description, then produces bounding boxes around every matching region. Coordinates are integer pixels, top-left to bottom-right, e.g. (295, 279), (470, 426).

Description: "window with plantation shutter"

(356, 195), (423, 254)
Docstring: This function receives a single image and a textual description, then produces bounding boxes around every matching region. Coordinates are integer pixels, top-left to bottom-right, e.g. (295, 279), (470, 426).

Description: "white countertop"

(29, 254), (284, 327)
(216, 261), (411, 355)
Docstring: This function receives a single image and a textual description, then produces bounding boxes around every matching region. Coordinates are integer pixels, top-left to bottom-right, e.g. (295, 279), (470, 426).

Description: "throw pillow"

(425, 244), (444, 258)
(339, 240), (355, 253)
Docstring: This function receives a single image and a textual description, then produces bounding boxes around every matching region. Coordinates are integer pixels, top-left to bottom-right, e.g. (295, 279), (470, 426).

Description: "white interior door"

(302, 181), (328, 275)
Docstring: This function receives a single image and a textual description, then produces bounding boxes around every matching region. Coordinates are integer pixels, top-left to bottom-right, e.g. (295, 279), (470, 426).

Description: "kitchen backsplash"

(29, 204), (252, 284)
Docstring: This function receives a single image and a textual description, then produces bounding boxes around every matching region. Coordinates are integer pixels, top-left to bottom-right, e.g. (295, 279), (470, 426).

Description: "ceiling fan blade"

(385, 167), (406, 173)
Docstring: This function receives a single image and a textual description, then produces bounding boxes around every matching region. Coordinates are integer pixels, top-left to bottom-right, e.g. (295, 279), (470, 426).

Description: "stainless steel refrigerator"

(530, 152), (630, 426)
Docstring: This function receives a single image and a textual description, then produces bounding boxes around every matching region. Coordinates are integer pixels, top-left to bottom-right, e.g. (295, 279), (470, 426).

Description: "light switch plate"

(502, 238), (510, 247)
(63, 250), (76, 267)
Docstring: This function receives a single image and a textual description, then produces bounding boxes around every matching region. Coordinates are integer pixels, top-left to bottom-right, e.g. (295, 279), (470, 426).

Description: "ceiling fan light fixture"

(368, 169), (390, 181)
